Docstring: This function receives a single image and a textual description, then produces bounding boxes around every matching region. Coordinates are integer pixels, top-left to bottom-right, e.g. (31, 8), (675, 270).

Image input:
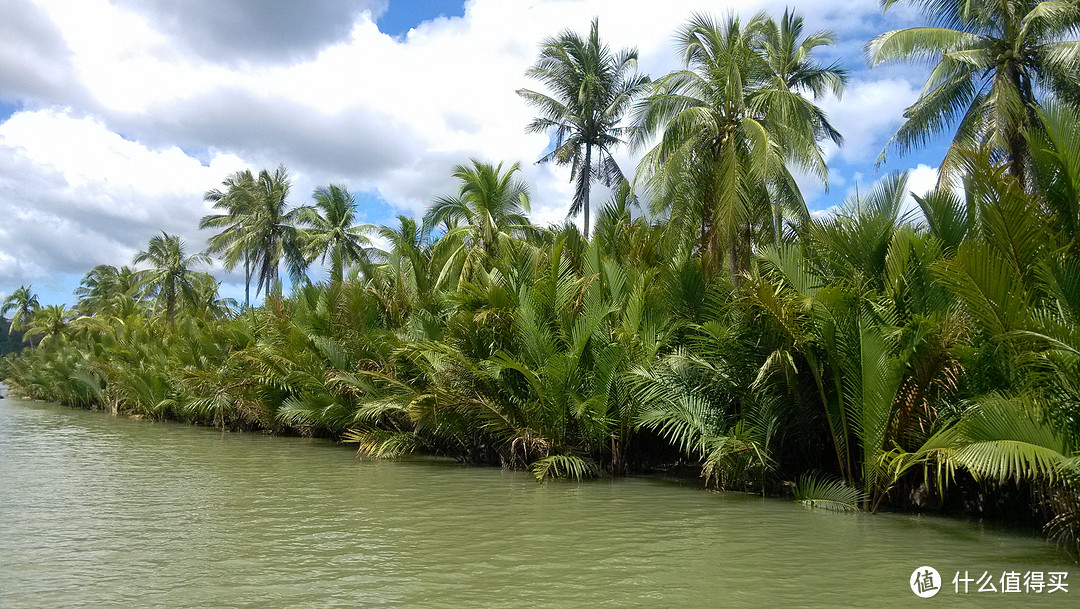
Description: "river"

(0, 396), (1073, 607)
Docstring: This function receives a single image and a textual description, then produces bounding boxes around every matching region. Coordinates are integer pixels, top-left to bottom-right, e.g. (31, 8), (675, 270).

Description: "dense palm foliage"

(4, 7), (1080, 557)
(632, 12), (845, 277)
(869, 0), (1080, 183)
(518, 18), (649, 235)
(134, 233), (213, 326)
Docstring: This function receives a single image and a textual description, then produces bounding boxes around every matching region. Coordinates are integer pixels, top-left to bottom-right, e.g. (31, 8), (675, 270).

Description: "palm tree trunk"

(1005, 65), (1038, 190)
(582, 144), (592, 236)
(773, 198), (782, 245)
(333, 242), (343, 284)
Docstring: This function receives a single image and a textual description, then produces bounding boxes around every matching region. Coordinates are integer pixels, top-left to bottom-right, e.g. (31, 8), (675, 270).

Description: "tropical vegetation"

(3, 5), (1079, 556)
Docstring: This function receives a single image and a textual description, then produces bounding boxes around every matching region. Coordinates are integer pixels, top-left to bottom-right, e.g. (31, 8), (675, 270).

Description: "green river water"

(0, 396), (1074, 608)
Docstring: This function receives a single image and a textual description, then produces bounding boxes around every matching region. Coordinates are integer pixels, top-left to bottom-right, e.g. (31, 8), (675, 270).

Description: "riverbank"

(3, 2), (1080, 596)
(1, 395), (1075, 608)
(6, 388), (1075, 564)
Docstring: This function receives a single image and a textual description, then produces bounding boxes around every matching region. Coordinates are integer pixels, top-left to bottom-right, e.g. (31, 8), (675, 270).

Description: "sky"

(0, 0), (952, 306)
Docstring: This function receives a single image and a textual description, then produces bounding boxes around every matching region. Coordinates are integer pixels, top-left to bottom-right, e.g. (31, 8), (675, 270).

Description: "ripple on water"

(1, 397), (1074, 608)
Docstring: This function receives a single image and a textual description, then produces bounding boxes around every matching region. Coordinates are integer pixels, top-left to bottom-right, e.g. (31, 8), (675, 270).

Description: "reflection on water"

(0, 397), (1073, 608)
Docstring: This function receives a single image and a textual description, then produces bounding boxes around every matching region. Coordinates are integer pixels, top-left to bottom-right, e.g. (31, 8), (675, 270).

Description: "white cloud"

(0, 109), (246, 284)
(819, 78), (922, 166)
(0, 0), (938, 299)
(903, 163), (939, 222)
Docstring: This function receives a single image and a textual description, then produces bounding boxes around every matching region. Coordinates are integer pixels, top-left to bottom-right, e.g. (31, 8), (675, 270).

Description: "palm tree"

(756, 10), (847, 140)
(1028, 100), (1080, 246)
(301, 184), (374, 284)
(632, 12), (840, 277)
(868, 0), (1080, 184)
(378, 215), (431, 294)
(755, 9), (847, 242)
(24, 304), (69, 347)
(74, 265), (144, 315)
(2, 285), (40, 333)
(201, 170), (257, 307)
(202, 166), (310, 301)
(134, 232), (212, 326)
(424, 160), (532, 256)
(245, 166), (311, 296)
(518, 18), (649, 235)
(189, 274), (238, 320)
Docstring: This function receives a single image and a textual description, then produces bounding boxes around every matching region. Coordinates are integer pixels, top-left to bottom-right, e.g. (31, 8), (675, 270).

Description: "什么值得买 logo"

(910, 566), (941, 598)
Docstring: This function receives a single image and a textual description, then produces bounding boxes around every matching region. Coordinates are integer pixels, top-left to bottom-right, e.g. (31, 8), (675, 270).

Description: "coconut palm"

(203, 166), (310, 300)
(2, 285), (40, 333)
(201, 170), (258, 307)
(248, 166), (312, 294)
(188, 274), (237, 320)
(74, 265), (144, 316)
(134, 232), (212, 326)
(23, 304), (70, 347)
(1027, 100), (1080, 247)
(756, 9), (847, 136)
(632, 12), (840, 277)
(868, 0), (1080, 184)
(301, 184), (374, 284)
(378, 215), (432, 295)
(518, 18), (649, 235)
(754, 9), (847, 242)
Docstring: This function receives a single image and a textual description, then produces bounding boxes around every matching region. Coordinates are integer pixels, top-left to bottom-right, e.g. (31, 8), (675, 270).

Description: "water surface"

(0, 397), (1073, 607)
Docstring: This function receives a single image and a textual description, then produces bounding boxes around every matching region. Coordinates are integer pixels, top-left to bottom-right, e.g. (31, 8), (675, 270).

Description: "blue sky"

(0, 0), (951, 307)
(378, 0), (467, 37)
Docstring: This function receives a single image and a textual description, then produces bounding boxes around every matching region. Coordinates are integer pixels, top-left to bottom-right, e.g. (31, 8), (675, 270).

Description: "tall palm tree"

(301, 184), (374, 284)
(201, 166), (310, 301)
(868, 0), (1080, 184)
(1, 285), (40, 333)
(632, 12), (839, 277)
(246, 166), (311, 296)
(201, 170), (257, 307)
(134, 232), (212, 326)
(424, 160), (532, 256)
(757, 10), (847, 139)
(518, 18), (649, 236)
(755, 9), (847, 242)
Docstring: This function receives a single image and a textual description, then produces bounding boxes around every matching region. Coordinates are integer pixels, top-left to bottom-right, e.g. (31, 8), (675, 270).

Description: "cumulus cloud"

(117, 86), (417, 182)
(818, 78), (922, 166)
(0, 110), (245, 284)
(113, 0), (387, 67)
(0, 0), (87, 107)
(902, 163), (944, 223)
(0, 0), (940, 301)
